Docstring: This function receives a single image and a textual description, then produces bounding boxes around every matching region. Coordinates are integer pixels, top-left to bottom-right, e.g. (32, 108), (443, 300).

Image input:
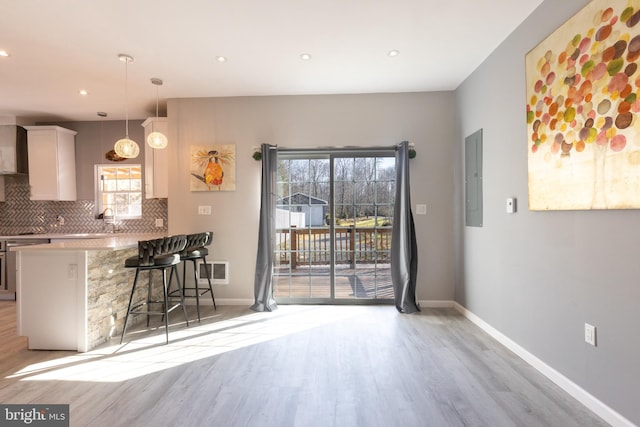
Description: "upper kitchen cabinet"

(25, 126), (77, 201)
(142, 118), (168, 199)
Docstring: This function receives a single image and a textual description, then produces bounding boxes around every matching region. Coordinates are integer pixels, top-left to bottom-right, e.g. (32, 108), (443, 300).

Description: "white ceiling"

(0, 0), (543, 123)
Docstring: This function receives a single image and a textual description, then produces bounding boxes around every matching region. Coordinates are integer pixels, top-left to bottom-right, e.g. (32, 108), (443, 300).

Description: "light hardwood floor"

(0, 301), (607, 427)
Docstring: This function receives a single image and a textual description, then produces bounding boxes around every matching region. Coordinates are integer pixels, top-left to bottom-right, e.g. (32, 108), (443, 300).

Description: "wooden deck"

(274, 263), (394, 300)
(276, 226), (392, 269)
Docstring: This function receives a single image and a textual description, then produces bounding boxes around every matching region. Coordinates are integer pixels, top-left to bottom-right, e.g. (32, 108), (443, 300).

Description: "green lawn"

(336, 217), (391, 227)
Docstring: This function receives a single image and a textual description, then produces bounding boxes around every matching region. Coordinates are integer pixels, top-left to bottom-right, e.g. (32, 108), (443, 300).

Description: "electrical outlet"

(584, 323), (597, 346)
(415, 204), (427, 215)
(198, 205), (212, 215)
(155, 218), (163, 227)
(68, 264), (77, 280)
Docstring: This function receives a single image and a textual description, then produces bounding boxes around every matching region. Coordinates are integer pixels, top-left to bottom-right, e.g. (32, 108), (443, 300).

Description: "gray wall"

(166, 93), (456, 303)
(455, 0), (640, 424)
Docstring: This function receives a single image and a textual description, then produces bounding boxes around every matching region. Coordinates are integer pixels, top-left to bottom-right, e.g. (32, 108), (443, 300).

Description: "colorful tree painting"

(526, 0), (640, 210)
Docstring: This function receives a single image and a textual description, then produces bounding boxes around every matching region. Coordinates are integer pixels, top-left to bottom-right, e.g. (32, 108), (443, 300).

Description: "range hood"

(0, 125), (28, 174)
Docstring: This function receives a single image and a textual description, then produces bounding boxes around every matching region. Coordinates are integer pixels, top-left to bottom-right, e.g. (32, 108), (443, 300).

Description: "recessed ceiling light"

(0, 50), (9, 57)
(216, 56), (227, 63)
(388, 49), (400, 57)
(300, 53), (312, 61)
(79, 89), (88, 96)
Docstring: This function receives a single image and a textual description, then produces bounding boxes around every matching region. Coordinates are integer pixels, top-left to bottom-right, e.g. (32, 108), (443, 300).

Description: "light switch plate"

(198, 205), (212, 215)
(415, 204), (427, 215)
(584, 323), (597, 346)
(506, 197), (517, 213)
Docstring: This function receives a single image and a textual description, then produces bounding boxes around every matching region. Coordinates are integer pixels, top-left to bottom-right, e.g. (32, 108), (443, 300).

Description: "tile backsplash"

(0, 175), (167, 235)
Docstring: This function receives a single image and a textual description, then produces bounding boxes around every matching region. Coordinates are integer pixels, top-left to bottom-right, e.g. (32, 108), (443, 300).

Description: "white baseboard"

(452, 302), (635, 427)
(182, 298), (253, 306)
(213, 299), (458, 308)
(213, 298), (254, 306)
(418, 299), (456, 308)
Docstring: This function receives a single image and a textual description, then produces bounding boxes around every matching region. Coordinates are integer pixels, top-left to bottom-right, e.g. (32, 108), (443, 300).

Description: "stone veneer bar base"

(86, 247), (138, 349)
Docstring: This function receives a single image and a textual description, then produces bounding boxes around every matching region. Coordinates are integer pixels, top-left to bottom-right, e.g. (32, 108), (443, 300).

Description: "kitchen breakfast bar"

(15, 234), (164, 352)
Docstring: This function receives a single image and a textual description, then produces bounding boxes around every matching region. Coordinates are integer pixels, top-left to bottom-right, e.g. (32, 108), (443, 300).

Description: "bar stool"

(171, 231), (216, 322)
(120, 235), (189, 344)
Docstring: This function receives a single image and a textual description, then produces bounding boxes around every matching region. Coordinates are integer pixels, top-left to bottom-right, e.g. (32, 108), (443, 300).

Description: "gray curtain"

(391, 141), (420, 313)
(251, 144), (278, 312)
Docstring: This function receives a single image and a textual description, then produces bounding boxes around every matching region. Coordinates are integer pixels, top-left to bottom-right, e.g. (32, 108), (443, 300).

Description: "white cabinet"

(142, 118), (168, 199)
(17, 249), (82, 350)
(25, 126), (77, 201)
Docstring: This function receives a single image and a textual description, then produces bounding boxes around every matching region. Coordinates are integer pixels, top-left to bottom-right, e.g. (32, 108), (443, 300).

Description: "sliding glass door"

(274, 151), (395, 303)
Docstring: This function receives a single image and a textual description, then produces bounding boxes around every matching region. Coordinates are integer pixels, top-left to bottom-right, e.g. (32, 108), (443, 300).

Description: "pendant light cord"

(150, 77), (163, 134)
(153, 82), (158, 133)
(97, 111), (107, 162)
(125, 58), (129, 138)
(100, 114), (104, 155)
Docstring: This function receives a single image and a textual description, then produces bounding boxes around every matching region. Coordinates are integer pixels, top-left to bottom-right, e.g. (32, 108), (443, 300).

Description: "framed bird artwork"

(190, 144), (236, 191)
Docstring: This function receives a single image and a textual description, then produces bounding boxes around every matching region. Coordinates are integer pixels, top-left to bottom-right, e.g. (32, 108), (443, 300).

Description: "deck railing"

(276, 226), (392, 269)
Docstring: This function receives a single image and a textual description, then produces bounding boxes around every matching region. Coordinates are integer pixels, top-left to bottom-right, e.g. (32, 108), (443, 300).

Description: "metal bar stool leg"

(190, 259), (201, 321)
(121, 269), (140, 344)
(182, 259), (199, 321)
(173, 264), (190, 326)
(202, 256), (216, 310)
(161, 268), (169, 344)
(164, 266), (177, 322)
(182, 261), (187, 299)
(147, 270), (155, 327)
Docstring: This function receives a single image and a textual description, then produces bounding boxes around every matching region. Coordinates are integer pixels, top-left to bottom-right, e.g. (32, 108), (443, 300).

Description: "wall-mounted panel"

(465, 129), (483, 227)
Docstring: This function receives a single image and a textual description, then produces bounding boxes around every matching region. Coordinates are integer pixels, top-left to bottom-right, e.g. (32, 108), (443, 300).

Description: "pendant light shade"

(147, 131), (168, 149)
(114, 137), (140, 158)
(147, 77), (168, 149)
(114, 54), (139, 159)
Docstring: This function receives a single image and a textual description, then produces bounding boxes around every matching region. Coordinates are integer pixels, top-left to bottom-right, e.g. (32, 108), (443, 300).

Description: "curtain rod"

(272, 145), (397, 153)
(255, 142), (415, 160)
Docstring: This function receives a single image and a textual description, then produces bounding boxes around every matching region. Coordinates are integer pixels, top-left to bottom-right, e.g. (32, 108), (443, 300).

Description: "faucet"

(102, 221), (122, 234)
(102, 208), (119, 233)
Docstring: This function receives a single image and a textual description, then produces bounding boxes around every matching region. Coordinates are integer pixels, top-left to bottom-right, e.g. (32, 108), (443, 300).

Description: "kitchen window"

(95, 164), (142, 219)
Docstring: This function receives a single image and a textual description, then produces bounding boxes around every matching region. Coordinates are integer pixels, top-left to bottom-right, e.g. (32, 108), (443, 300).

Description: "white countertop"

(9, 233), (166, 251)
(0, 233), (115, 240)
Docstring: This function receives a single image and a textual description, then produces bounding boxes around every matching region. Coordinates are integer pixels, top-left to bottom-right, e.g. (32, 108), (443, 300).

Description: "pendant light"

(114, 54), (139, 159)
(147, 77), (168, 149)
(99, 112), (125, 162)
